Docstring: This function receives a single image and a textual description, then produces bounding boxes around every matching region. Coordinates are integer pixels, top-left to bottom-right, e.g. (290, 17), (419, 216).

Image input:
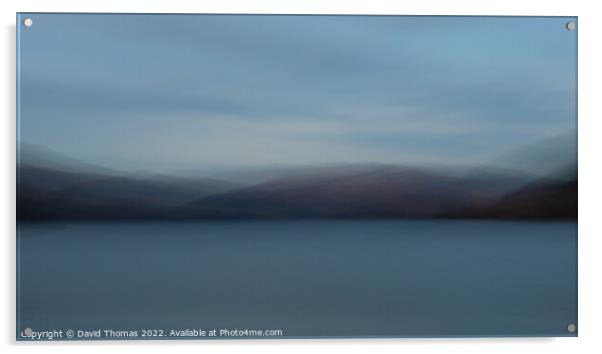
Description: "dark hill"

(17, 165), (240, 220)
(185, 165), (544, 219)
(17, 160), (576, 221)
(485, 180), (577, 219)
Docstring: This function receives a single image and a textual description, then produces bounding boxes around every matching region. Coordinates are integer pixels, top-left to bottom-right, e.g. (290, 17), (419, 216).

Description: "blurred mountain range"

(17, 144), (577, 221)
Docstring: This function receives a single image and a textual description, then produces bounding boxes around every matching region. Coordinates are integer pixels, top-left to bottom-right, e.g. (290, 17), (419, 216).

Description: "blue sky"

(18, 14), (577, 174)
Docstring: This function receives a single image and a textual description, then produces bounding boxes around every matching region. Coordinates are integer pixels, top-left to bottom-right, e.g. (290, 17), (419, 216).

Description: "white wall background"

(1, 1), (600, 353)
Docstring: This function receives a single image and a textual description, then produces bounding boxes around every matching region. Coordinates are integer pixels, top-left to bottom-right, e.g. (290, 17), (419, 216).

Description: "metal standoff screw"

(566, 21), (576, 31)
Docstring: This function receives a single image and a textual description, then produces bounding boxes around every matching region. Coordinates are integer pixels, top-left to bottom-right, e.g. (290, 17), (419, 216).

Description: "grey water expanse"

(17, 220), (577, 338)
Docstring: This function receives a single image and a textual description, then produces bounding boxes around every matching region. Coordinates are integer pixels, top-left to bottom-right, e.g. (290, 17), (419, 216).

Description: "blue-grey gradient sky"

(18, 14), (577, 174)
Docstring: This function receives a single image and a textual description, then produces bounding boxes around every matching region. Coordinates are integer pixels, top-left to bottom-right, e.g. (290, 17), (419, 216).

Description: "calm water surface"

(17, 220), (577, 338)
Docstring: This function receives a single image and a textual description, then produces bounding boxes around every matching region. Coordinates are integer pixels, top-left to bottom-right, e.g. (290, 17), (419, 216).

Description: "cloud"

(18, 14), (577, 173)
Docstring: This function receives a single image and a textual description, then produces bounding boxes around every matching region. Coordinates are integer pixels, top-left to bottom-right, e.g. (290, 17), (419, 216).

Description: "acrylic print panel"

(16, 14), (577, 340)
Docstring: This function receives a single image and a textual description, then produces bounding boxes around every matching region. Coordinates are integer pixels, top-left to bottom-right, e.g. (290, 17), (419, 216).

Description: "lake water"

(17, 220), (577, 339)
